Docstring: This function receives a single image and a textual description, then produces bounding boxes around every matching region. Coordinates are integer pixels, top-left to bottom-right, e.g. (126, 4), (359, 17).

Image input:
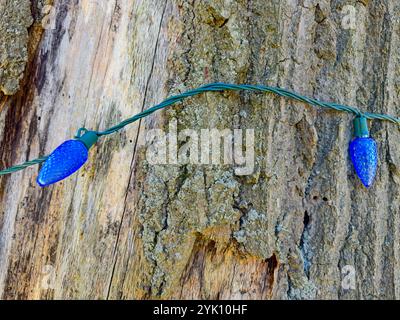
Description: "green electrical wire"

(0, 156), (49, 175)
(0, 82), (399, 176)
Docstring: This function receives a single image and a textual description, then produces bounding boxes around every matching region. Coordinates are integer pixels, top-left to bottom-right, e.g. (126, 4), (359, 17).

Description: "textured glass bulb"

(349, 116), (378, 188)
(36, 131), (98, 187)
(37, 140), (88, 187)
(349, 137), (378, 188)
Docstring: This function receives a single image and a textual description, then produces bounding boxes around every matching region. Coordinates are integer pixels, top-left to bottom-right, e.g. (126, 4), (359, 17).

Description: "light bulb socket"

(78, 131), (99, 150)
(354, 116), (369, 138)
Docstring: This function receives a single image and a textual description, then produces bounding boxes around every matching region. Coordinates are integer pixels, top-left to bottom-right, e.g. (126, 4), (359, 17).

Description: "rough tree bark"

(0, 0), (400, 300)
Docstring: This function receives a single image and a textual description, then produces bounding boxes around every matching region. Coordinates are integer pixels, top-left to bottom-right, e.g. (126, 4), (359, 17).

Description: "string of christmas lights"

(0, 83), (398, 188)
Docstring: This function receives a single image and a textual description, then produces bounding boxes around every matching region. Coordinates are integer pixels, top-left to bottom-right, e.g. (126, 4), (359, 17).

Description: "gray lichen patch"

(137, 161), (243, 297)
(234, 208), (274, 259)
(0, 0), (33, 95)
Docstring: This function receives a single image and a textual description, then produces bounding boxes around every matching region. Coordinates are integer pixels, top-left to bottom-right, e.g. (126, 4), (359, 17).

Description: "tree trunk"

(1, 0), (400, 300)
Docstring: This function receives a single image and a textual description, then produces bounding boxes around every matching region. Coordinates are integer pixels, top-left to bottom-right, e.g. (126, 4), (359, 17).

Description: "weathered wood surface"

(1, 0), (400, 299)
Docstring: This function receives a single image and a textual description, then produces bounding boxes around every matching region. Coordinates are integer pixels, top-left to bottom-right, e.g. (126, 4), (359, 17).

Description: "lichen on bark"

(0, 0), (33, 95)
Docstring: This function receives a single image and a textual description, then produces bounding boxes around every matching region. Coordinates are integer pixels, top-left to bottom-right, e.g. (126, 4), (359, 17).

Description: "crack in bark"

(106, 0), (168, 299)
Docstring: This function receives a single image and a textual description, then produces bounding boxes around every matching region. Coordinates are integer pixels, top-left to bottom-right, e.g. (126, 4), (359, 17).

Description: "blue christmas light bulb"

(37, 131), (98, 187)
(349, 117), (378, 188)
